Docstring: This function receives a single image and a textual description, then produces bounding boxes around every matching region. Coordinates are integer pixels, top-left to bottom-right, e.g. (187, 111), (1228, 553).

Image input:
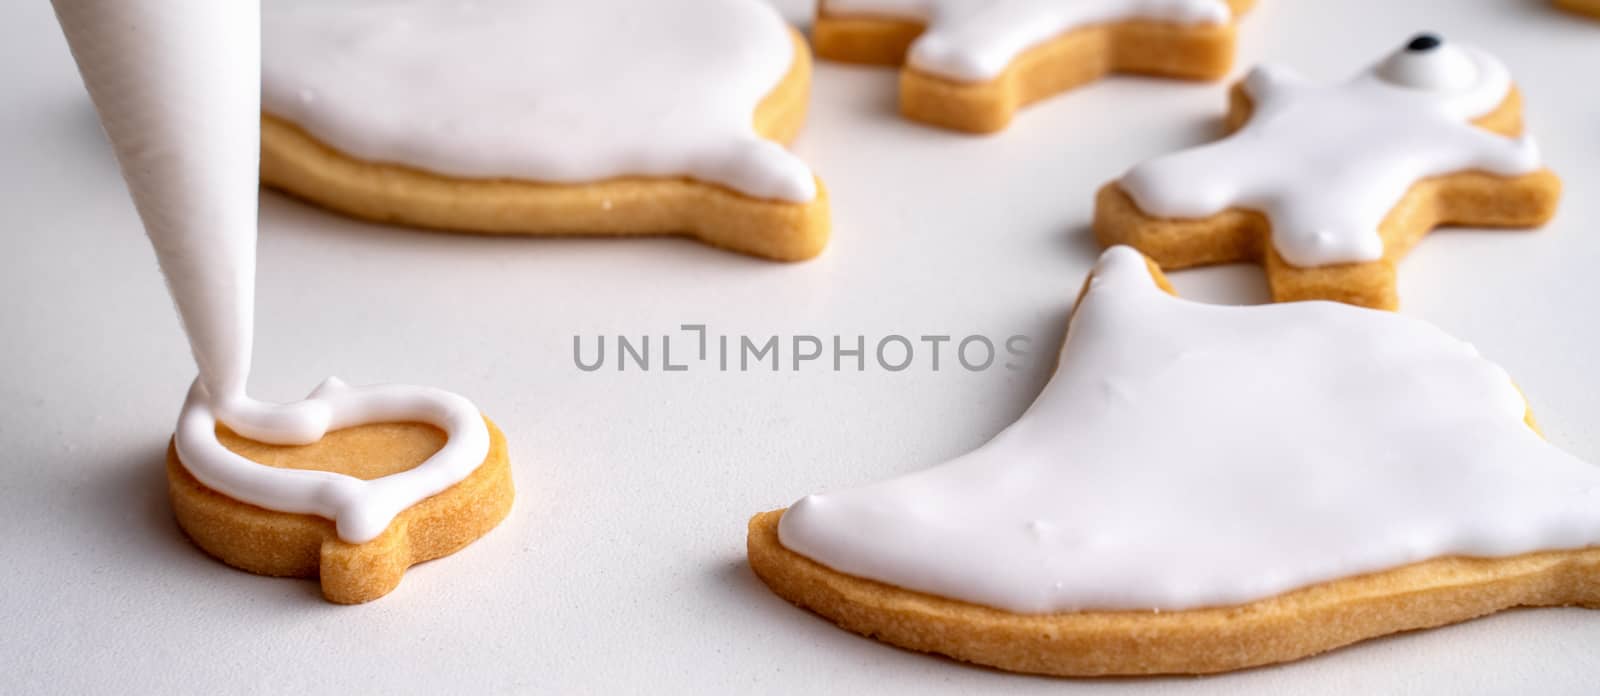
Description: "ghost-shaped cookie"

(1096, 34), (1562, 309)
(261, 0), (828, 261)
(750, 246), (1600, 676)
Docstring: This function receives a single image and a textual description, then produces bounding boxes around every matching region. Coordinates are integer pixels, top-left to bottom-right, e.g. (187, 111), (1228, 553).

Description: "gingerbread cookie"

(750, 246), (1600, 676)
(261, 0), (828, 261)
(1557, 0), (1600, 19)
(813, 0), (1255, 133)
(56, 0), (513, 603)
(1096, 35), (1562, 310)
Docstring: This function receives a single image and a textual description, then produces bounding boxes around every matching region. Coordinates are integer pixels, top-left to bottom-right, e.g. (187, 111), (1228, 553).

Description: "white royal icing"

(1119, 37), (1542, 268)
(175, 379), (489, 543)
(779, 246), (1600, 613)
(55, 0), (490, 544)
(262, 0), (816, 203)
(823, 0), (1232, 82)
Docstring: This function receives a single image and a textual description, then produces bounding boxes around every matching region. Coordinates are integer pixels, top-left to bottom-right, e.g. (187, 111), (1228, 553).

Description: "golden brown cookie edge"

(1556, 0), (1600, 19)
(815, 0), (1254, 133)
(747, 252), (1585, 675)
(167, 416), (514, 604)
(747, 507), (1600, 676)
(260, 29), (829, 262)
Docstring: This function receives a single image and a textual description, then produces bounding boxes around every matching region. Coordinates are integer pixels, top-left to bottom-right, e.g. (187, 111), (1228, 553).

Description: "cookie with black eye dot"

(1094, 35), (1561, 310)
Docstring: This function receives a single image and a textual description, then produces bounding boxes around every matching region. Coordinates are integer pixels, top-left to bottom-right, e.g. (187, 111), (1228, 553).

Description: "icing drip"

(1119, 38), (1541, 267)
(779, 247), (1600, 613)
(262, 0), (816, 203)
(823, 0), (1232, 82)
(53, 0), (489, 543)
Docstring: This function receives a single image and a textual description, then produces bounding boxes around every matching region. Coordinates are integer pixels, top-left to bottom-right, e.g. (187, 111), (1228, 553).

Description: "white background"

(4, 0), (1599, 693)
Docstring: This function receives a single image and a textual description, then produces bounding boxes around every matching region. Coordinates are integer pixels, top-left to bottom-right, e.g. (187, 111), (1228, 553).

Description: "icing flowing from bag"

(53, 0), (490, 543)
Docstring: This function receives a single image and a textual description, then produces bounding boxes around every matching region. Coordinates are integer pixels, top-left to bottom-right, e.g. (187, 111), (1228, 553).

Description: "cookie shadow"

(90, 443), (333, 601)
(87, 445), (197, 563)
(1063, 222), (1104, 262)
(1523, 0), (1573, 18)
(718, 555), (784, 608)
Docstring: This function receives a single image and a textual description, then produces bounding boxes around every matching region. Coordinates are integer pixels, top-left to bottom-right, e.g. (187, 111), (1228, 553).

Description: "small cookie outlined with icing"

(749, 247), (1600, 676)
(1556, 0), (1600, 19)
(1096, 34), (1561, 310)
(812, 0), (1255, 133)
(261, 0), (828, 261)
(169, 379), (515, 604)
(169, 400), (513, 605)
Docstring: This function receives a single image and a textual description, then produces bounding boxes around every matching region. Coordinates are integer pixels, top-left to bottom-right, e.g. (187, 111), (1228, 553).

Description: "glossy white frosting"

(779, 246), (1600, 613)
(54, 0), (490, 544)
(1120, 38), (1541, 267)
(175, 379), (490, 543)
(262, 0), (816, 203)
(823, 0), (1232, 82)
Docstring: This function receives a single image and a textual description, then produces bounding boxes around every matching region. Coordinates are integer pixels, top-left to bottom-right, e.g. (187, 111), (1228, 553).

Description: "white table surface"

(4, 0), (1599, 693)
